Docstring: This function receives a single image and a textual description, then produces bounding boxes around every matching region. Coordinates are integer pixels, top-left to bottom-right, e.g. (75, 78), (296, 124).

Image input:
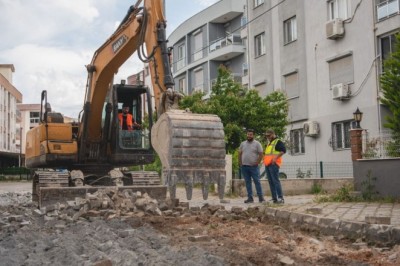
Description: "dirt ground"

(0, 182), (399, 265)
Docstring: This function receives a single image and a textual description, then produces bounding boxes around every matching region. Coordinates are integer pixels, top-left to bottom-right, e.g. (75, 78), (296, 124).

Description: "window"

(30, 111), (40, 124)
(178, 77), (187, 94)
(193, 68), (204, 93)
(254, 0), (264, 8)
(332, 120), (351, 150)
(284, 72), (299, 98)
(328, 0), (348, 20)
(380, 33), (398, 71)
(376, 0), (400, 21)
(290, 129), (305, 155)
(254, 32), (265, 57)
(176, 44), (185, 70)
(241, 16), (247, 28)
(193, 30), (203, 61)
(328, 54), (354, 87)
(284, 16), (297, 44)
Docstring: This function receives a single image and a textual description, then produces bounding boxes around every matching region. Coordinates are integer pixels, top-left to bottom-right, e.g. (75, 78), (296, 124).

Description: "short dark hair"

(246, 128), (255, 133)
(265, 129), (275, 136)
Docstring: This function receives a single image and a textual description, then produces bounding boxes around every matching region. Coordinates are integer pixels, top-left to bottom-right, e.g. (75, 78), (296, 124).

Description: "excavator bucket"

(151, 110), (226, 200)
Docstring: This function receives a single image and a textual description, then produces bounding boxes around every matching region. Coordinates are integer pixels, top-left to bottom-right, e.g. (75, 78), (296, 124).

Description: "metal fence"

(362, 130), (400, 159)
(0, 167), (31, 180)
(236, 161), (354, 179)
(267, 161), (353, 179)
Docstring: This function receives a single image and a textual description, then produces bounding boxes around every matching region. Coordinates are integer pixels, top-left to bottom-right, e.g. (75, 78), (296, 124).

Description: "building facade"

(0, 64), (22, 167)
(169, 0), (399, 168)
(242, 0), (399, 164)
(168, 0), (247, 96)
(17, 104), (41, 162)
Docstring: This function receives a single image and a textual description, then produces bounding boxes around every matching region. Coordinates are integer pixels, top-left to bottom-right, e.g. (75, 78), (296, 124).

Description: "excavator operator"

(118, 104), (141, 130)
(118, 104), (141, 147)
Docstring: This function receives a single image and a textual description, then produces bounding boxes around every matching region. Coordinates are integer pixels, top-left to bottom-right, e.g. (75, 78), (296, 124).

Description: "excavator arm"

(80, 0), (173, 144)
(79, 0), (226, 200)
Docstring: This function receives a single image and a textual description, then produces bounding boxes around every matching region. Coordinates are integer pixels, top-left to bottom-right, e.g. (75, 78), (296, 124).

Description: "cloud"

(0, 0), (216, 118)
(1, 44), (90, 117)
(0, 0), (139, 118)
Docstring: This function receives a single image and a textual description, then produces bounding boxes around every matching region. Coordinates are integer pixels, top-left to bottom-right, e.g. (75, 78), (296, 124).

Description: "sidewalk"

(174, 187), (400, 228)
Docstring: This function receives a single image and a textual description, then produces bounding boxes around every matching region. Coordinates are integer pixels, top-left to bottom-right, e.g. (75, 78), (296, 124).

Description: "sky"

(0, 0), (219, 117)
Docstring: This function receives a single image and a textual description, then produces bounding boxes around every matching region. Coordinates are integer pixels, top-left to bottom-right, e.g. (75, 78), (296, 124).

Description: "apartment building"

(0, 64), (22, 167)
(240, 0), (399, 164)
(168, 0), (398, 168)
(168, 0), (247, 96)
(16, 103), (41, 163)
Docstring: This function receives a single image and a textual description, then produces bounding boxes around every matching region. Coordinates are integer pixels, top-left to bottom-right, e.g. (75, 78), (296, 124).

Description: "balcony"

(210, 73), (242, 88)
(377, 0), (399, 21)
(209, 34), (244, 61)
(209, 34), (242, 52)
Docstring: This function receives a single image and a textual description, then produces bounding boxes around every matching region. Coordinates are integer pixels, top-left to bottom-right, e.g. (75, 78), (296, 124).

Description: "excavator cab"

(106, 83), (155, 166)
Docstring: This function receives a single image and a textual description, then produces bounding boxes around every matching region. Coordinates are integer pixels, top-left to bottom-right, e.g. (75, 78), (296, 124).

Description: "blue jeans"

(241, 165), (263, 199)
(265, 164), (283, 201)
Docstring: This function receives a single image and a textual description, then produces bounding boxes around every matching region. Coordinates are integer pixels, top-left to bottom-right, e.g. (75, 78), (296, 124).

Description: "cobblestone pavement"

(174, 187), (400, 228)
(2, 181), (399, 229)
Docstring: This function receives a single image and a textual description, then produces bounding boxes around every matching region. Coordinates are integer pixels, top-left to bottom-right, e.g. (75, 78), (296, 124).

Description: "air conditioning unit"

(326, 18), (344, 40)
(331, 83), (350, 100)
(303, 121), (320, 137)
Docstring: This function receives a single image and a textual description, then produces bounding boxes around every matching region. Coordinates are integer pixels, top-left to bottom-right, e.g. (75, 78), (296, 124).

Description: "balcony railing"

(211, 73), (242, 88)
(176, 58), (185, 71)
(209, 34), (242, 53)
(377, 0), (399, 21)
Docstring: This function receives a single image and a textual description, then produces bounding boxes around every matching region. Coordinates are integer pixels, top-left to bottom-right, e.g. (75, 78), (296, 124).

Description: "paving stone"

(8, 215), (23, 222)
(306, 208), (322, 215)
(179, 202), (189, 208)
(318, 217), (341, 235)
(365, 224), (392, 245)
(230, 206), (243, 214)
(338, 221), (366, 240)
(365, 216), (391, 225)
(263, 207), (277, 218)
(390, 227), (400, 244)
(288, 212), (304, 225)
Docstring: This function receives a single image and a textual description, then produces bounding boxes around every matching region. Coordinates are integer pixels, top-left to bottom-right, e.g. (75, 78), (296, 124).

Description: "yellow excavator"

(25, 0), (226, 207)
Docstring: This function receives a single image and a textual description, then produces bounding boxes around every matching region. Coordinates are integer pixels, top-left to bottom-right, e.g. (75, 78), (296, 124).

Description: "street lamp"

(353, 107), (363, 129)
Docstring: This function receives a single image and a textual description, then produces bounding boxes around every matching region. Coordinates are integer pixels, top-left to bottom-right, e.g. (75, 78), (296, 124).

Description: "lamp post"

(353, 107), (363, 128)
(350, 107), (363, 161)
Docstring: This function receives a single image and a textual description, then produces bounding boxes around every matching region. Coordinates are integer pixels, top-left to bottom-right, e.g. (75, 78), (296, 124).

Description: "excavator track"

(32, 170), (70, 202)
(32, 170), (167, 208)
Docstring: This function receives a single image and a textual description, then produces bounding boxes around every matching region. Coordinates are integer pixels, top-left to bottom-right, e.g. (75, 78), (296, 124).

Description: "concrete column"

(222, 154), (232, 193)
(350, 129), (363, 161)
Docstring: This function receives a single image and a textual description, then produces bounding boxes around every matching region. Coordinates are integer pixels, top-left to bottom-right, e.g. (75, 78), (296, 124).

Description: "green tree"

(180, 65), (289, 153)
(380, 33), (400, 157)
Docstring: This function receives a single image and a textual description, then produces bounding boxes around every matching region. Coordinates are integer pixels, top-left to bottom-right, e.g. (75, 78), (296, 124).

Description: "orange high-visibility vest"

(263, 138), (282, 167)
(118, 113), (133, 130)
